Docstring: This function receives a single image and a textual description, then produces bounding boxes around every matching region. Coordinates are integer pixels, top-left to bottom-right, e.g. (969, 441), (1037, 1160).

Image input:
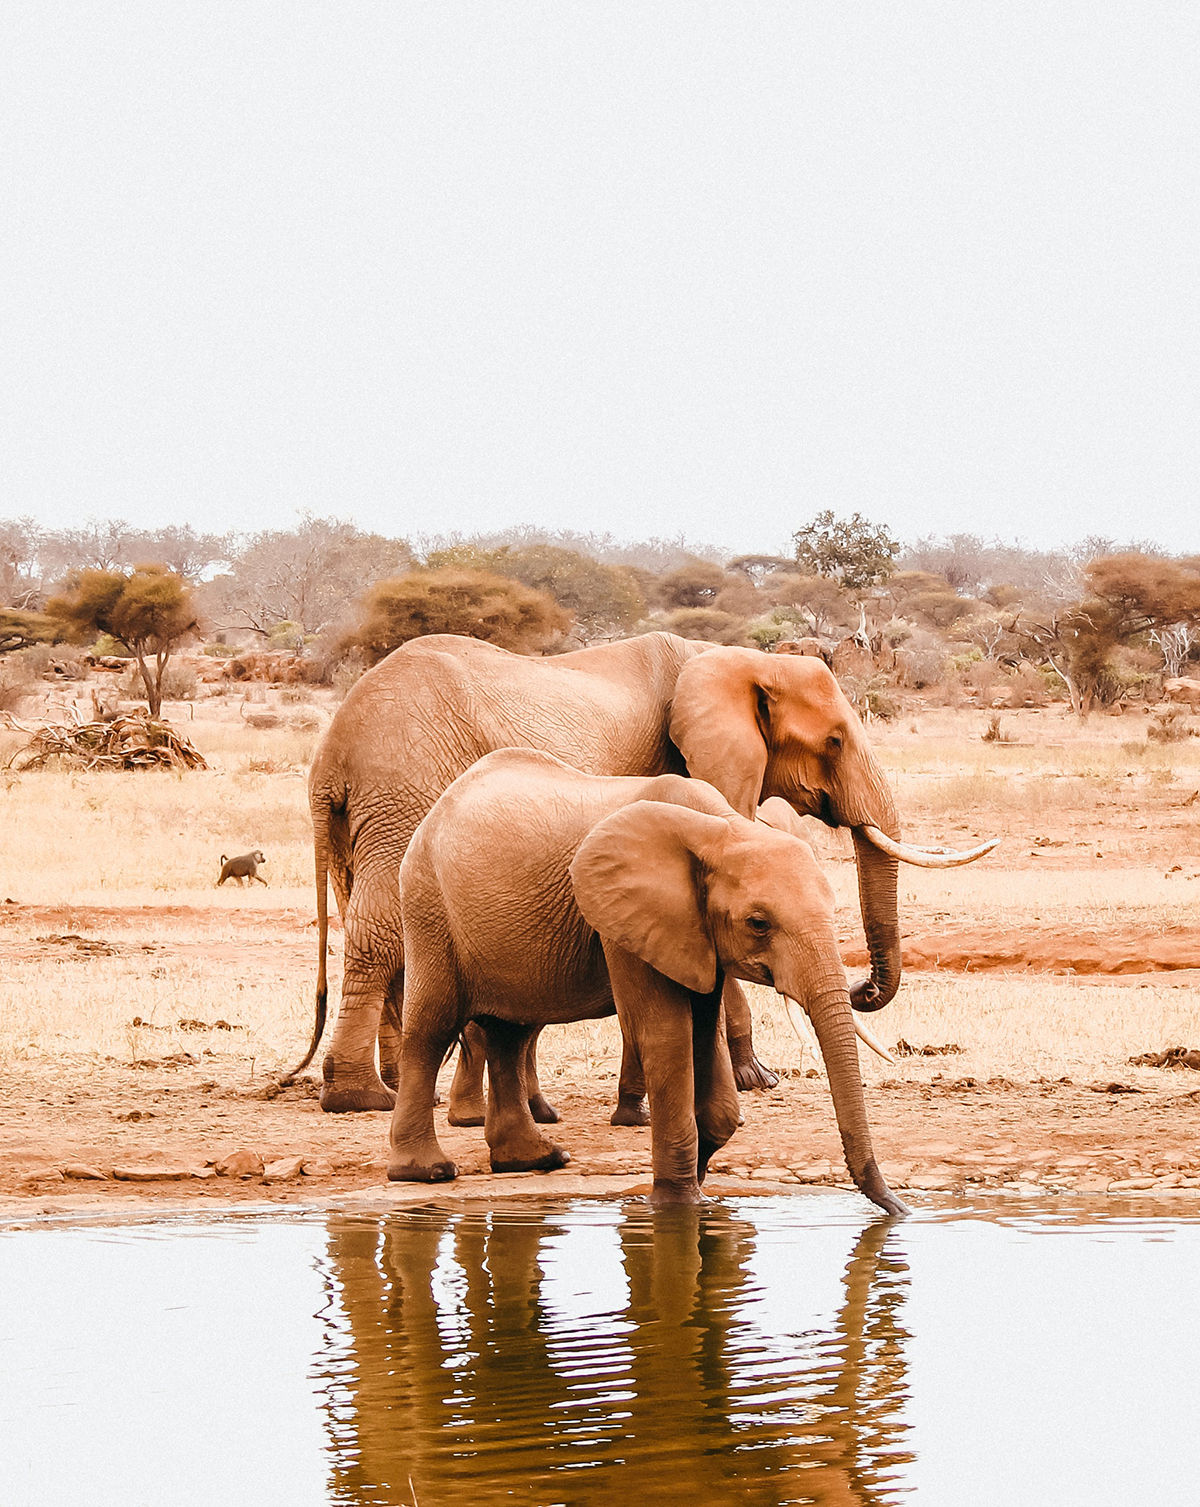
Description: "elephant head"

(570, 798), (908, 1216)
(669, 648), (995, 1012)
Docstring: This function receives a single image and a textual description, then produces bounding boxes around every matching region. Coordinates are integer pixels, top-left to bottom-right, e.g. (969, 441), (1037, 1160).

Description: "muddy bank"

(4, 1069), (1199, 1218)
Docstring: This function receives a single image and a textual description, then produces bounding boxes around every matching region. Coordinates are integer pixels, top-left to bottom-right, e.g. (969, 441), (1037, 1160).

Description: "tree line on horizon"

(1, 511), (1198, 718)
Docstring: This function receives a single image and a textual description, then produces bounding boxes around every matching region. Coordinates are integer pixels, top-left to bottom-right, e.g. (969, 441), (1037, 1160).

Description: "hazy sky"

(2, 3), (1197, 554)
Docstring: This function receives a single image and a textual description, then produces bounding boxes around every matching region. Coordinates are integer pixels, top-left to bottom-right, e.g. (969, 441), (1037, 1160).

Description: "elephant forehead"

(710, 832), (832, 906)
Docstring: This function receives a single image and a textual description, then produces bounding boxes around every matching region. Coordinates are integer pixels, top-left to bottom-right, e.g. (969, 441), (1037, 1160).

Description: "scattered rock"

(894, 1039), (964, 1057)
(116, 1110), (155, 1122)
(789, 1162), (836, 1183)
(39, 933), (119, 956)
(1128, 1047), (1200, 1070)
(112, 1166), (200, 1182)
(61, 1164), (108, 1180)
(214, 1149), (264, 1179)
(300, 1158), (336, 1178)
(262, 1156), (305, 1184)
(1087, 1082), (1142, 1094)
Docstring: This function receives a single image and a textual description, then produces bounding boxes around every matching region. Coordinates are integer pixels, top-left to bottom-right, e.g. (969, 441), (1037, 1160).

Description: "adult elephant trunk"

(849, 828), (901, 1013)
(785, 962), (908, 1219)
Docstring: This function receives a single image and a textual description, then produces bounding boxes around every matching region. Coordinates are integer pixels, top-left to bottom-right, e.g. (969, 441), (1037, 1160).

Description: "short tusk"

(782, 995), (820, 1058)
(859, 824), (1001, 868)
(782, 995), (894, 1065)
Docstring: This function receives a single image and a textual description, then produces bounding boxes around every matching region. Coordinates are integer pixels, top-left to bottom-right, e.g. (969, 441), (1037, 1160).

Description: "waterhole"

(2, 1193), (1197, 1505)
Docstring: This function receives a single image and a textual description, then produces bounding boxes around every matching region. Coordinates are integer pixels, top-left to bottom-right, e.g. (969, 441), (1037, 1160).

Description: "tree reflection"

(315, 1200), (913, 1506)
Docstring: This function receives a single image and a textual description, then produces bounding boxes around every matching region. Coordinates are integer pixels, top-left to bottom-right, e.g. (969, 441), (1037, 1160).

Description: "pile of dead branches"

(3, 707), (207, 771)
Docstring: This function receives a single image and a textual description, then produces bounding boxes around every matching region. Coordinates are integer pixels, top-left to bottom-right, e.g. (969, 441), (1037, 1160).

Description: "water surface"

(2, 1194), (1197, 1506)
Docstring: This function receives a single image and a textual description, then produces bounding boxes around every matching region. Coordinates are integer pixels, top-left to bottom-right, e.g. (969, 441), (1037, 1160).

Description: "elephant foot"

(527, 1092), (560, 1125)
(647, 1178), (706, 1206)
(490, 1142), (571, 1174)
(387, 1155), (458, 1183)
(320, 1059), (397, 1113)
(610, 1093), (651, 1127)
(447, 1100), (486, 1127)
(728, 1034), (779, 1092)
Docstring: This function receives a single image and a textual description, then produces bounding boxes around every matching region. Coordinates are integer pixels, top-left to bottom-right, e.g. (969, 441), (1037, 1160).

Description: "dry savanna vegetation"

(2, 693), (1198, 1213)
(1, 513), (1199, 1213)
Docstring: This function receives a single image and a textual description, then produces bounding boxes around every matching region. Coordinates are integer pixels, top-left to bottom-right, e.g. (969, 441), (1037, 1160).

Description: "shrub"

(658, 608), (749, 646)
(354, 569), (571, 663)
(1004, 662), (1050, 708)
(118, 661), (198, 701)
(1148, 707), (1195, 743)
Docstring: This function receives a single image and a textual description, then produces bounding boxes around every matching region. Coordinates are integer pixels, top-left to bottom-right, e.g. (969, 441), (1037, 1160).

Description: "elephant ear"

(569, 800), (729, 994)
(669, 649), (771, 819)
(755, 795), (809, 840)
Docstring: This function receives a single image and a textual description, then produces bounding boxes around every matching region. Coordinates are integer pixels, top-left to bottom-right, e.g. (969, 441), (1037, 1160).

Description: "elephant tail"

(281, 791), (334, 1084)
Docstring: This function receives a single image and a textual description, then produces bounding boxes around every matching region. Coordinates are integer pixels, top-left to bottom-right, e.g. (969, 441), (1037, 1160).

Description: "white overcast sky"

(2, 3), (1197, 554)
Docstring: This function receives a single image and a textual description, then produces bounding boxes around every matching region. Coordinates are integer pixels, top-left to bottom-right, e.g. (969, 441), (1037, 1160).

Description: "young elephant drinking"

(388, 748), (907, 1216)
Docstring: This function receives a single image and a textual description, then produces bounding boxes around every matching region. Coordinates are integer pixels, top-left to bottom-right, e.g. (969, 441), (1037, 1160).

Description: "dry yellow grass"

(1, 695), (1198, 1092)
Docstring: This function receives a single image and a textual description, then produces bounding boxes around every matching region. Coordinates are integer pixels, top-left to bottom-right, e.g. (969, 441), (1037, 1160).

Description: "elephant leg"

(610, 1032), (650, 1127)
(605, 945), (705, 1205)
(447, 1021), (488, 1126)
(478, 1017), (570, 1175)
(523, 1029), (560, 1125)
(377, 979), (403, 1092)
(321, 874), (402, 1114)
(724, 976), (779, 1092)
(692, 990), (739, 1182)
(386, 971), (460, 1184)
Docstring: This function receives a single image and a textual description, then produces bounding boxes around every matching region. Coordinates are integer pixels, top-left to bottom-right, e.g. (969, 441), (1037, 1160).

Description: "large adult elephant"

(293, 631), (990, 1112)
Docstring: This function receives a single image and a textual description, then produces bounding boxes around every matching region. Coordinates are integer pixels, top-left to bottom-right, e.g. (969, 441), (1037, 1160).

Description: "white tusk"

(781, 995), (894, 1066)
(852, 1014), (896, 1065)
(782, 995), (820, 1061)
(859, 824), (1001, 868)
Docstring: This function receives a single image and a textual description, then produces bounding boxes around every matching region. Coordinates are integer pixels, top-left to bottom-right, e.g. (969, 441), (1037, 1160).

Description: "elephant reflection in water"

(315, 1204), (913, 1506)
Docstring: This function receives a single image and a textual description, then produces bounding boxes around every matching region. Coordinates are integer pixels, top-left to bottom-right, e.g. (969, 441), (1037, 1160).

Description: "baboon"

(217, 850), (268, 887)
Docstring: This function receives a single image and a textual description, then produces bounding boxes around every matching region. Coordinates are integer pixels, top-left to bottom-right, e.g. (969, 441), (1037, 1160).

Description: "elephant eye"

(746, 914), (771, 936)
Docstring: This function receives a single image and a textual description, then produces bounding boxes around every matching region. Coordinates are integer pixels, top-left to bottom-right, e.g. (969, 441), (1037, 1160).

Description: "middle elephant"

(388, 748), (909, 1217)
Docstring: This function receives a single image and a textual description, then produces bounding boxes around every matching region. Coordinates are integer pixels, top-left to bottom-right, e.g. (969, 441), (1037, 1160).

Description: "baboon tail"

(281, 796), (332, 1083)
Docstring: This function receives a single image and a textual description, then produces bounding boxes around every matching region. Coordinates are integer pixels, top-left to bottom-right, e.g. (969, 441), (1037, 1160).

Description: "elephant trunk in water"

(781, 949), (908, 1219)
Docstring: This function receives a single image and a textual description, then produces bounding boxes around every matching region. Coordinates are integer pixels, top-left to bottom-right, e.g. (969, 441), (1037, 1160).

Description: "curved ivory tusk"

(851, 1013), (896, 1065)
(782, 995), (820, 1056)
(782, 995), (895, 1066)
(859, 824), (1001, 868)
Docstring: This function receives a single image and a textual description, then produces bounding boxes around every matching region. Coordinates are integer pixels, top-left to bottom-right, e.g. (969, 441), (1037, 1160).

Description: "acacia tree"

(792, 511), (899, 591)
(353, 569), (571, 663)
(0, 608), (59, 655)
(1024, 553), (1200, 714)
(48, 565), (200, 716)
